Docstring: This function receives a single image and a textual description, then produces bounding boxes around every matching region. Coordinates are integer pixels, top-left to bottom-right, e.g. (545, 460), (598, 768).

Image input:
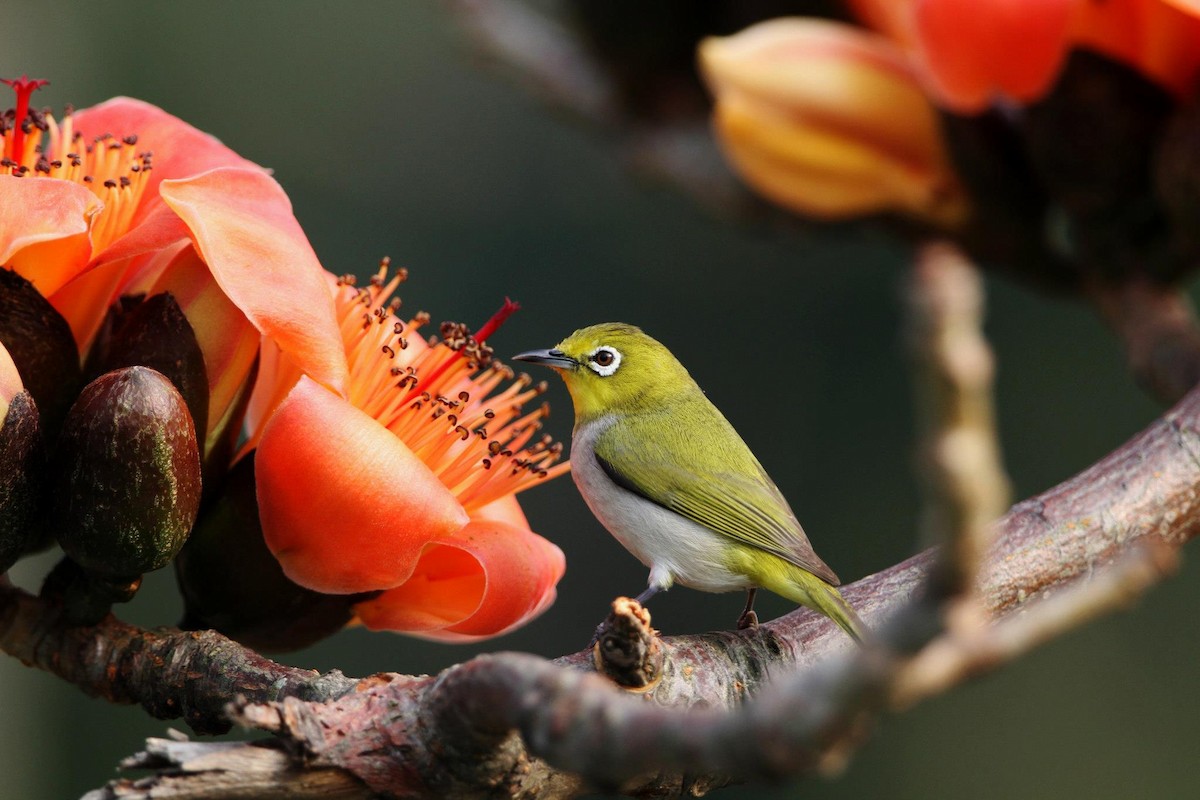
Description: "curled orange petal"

(160, 169), (348, 397)
(256, 376), (469, 594)
(145, 246), (259, 442)
(0, 175), (101, 295)
(353, 517), (565, 641)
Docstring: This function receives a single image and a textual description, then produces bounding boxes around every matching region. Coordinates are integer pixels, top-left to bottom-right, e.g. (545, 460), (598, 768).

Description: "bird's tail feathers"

(802, 578), (866, 644)
(764, 565), (867, 644)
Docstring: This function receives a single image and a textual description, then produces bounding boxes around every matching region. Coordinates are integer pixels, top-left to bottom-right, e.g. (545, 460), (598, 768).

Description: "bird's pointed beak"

(513, 348), (577, 370)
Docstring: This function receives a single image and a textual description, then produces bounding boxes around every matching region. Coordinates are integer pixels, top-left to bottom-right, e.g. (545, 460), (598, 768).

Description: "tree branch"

(47, 243), (1195, 797)
(0, 586), (357, 735)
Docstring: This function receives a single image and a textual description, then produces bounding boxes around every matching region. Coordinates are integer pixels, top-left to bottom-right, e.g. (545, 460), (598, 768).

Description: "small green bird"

(515, 323), (864, 642)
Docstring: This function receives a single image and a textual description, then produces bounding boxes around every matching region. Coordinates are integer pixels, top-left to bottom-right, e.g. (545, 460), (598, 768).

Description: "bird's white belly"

(571, 418), (751, 594)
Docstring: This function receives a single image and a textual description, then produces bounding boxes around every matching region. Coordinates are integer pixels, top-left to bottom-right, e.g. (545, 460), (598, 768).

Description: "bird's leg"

(634, 585), (660, 605)
(736, 588), (759, 630)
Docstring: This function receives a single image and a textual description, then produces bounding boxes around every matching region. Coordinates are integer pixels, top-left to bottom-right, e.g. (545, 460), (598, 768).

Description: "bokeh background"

(4, 2), (1199, 798)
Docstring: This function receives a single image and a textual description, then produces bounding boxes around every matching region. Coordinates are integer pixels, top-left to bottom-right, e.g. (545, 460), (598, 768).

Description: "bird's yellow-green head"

(514, 323), (696, 423)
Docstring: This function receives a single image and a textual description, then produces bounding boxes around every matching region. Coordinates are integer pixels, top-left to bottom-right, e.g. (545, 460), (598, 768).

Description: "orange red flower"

(0, 78), (346, 455)
(253, 267), (567, 642)
(2, 79), (567, 643)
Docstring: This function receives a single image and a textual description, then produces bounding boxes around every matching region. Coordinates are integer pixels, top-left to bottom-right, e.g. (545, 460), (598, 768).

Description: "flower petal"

(353, 518), (564, 641)
(71, 97), (263, 228)
(146, 246), (259, 440)
(160, 168), (348, 396)
(256, 376), (469, 594)
(913, 0), (1074, 111)
(470, 495), (530, 529)
(1072, 0), (1200, 98)
(0, 175), (101, 296)
(88, 202), (192, 270)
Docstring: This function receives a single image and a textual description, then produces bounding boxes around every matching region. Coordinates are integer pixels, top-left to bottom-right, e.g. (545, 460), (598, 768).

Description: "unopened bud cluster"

(1, 270), (203, 621)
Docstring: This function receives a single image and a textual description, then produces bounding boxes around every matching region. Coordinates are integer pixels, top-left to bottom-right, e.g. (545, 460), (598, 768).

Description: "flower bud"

(52, 366), (201, 578)
(1, 344), (43, 572)
(89, 292), (210, 442)
(699, 18), (969, 227)
(175, 453), (354, 653)
(0, 268), (82, 436)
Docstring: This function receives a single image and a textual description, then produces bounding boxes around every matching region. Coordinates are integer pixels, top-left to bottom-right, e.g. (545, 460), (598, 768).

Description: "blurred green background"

(4, 2), (1199, 798)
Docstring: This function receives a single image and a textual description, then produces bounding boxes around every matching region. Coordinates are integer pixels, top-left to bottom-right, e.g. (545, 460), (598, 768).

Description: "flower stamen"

(2, 77), (152, 253)
(321, 261), (568, 513)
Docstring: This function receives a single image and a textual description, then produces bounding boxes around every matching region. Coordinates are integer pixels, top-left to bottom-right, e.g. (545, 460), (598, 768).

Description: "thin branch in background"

(444, 0), (620, 125)
(907, 240), (1012, 599)
(444, 0), (757, 216)
(889, 540), (1178, 709)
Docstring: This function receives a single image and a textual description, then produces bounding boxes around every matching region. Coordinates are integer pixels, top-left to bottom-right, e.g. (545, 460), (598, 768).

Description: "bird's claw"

(736, 609), (759, 631)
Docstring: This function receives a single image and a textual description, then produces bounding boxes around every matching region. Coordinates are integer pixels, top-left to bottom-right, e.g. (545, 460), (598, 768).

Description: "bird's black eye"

(592, 349), (614, 367)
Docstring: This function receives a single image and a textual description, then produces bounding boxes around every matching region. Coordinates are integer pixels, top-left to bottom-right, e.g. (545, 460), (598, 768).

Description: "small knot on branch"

(592, 597), (663, 692)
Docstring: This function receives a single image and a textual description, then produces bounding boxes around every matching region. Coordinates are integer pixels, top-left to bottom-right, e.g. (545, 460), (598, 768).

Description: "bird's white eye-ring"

(586, 345), (622, 377)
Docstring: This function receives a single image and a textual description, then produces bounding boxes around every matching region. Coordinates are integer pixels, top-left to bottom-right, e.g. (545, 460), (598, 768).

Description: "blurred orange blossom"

(699, 18), (969, 226)
(847, 0), (1200, 112)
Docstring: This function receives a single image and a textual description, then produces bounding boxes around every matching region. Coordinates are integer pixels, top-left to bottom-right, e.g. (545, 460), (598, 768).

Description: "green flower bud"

(0, 391), (43, 572)
(0, 269), (82, 436)
(176, 452), (354, 653)
(52, 366), (201, 578)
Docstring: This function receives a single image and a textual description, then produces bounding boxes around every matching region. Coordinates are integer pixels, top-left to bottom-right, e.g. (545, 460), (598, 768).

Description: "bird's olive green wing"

(593, 409), (841, 586)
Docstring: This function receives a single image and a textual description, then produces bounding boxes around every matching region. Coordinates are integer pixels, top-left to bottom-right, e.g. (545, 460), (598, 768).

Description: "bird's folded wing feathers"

(593, 429), (841, 586)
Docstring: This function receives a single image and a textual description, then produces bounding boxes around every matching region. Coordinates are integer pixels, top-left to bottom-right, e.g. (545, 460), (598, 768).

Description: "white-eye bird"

(515, 323), (864, 642)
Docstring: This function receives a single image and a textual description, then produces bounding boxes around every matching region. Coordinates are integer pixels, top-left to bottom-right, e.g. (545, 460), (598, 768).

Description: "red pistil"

(473, 297), (521, 344)
(414, 298), (522, 395)
(2, 75), (49, 168)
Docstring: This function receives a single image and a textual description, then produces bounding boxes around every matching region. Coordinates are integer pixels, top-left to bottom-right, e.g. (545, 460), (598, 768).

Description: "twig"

(88, 541), (1178, 800)
(443, 0), (756, 217)
(907, 240), (1011, 597)
(889, 541), (1178, 708)
(444, 0), (619, 125)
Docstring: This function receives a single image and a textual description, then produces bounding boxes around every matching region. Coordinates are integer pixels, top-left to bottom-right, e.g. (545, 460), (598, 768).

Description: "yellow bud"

(699, 18), (969, 228)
